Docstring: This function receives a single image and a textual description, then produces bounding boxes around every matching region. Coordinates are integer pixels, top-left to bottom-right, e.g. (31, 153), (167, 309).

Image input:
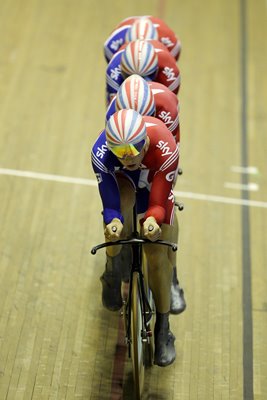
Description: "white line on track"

(230, 165), (258, 174)
(0, 167), (267, 209)
(224, 182), (259, 191)
(0, 167), (98, 187)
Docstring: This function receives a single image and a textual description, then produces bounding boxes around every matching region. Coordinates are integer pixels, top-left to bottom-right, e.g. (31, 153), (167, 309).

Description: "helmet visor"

(109, 139), (145, 159)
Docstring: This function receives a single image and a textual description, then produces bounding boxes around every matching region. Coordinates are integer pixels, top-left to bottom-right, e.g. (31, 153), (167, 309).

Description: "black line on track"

(240, 0), (254, 398)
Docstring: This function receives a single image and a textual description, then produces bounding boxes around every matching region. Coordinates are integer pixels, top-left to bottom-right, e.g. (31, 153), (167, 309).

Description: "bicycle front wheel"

(131, 271), (145, 399)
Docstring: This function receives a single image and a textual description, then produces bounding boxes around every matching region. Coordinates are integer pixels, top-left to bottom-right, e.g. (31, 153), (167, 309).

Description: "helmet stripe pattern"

(121, 40), (158, 77)
(106, 109), (147, 158)
(125, 18), (158, 42)
(116, 74), (155, 116)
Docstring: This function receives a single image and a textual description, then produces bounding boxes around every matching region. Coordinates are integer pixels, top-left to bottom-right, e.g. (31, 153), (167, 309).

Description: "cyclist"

(106, 74), (180, 142)
(106, 39), (180, 104)
(91, 109), (181, 366)
(105, 75), (185, 315)
(104, 16), (181, 62)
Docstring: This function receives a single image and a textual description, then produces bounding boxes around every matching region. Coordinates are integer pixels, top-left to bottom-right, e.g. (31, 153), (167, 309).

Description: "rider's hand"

(104, 218), (123, 242)
(143, 216), (161, 242)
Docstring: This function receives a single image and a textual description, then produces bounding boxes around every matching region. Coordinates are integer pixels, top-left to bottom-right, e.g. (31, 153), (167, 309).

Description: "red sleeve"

(115, 17), (181, 60)
(156, 51), (181, 94)
(149, 17), (181, 60)
(143, 126), (179, 224)
(153, 88), (180, 142)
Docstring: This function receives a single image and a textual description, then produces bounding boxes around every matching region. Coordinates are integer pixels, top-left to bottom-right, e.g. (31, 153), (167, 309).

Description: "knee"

(145, 246), (168, 270)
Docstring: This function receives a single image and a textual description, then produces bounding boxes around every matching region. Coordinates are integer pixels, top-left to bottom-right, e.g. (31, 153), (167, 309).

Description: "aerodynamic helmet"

(121, 40), (158, 78)
(125, 18), (158, 42)
(115, 74), (155, 116)
(105, 109), (147, 158)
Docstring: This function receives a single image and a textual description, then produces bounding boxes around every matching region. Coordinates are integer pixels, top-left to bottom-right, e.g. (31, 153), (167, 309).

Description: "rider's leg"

(168, 212), (186, 314)
(105, 174), (135, 257)
(101, 175), (135, 311)
(115, 174), (134, 282)
(144, 223), (176, 366)
(145, 223), (173, 312)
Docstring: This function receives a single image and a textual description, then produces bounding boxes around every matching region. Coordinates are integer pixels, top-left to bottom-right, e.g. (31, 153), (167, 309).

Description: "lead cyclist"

(91, 109), (185, 366)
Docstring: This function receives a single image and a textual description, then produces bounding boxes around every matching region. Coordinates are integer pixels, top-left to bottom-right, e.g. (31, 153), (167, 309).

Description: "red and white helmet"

(121, 40), (158, 78)
(125, 18), (158, 42)
(115, 74), (155, 116)
(105, 109), (147, 158)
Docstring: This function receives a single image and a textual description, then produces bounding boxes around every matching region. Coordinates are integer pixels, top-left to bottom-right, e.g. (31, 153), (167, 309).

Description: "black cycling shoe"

(100, 254), (122, 311)
(170, 267), (186, 315)
(100, 272), (122, 311)
(154, 312), (176, 367)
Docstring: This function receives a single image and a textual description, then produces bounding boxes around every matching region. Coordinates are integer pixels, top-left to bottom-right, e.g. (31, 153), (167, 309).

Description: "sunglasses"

(110, 140), (145, 159)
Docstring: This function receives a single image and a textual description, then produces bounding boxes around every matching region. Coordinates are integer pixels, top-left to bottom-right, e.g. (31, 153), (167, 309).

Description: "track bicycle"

(91, 204), (177, 399)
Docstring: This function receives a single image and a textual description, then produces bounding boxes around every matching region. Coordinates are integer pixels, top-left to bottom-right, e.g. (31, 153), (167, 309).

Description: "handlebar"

(91, 237), (178, 255)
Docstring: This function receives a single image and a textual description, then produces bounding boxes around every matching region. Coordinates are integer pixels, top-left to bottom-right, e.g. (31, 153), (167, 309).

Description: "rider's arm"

(156, 51), (181, 95)
(105, 96), (116, 121)
(149, 16), (181, 61)
(152, 84), (180, 142)
(103, 25), (129, 63)
(144, 135), (179, 225)
(106, 51), (124, 105)
(91, 131), (124, 224)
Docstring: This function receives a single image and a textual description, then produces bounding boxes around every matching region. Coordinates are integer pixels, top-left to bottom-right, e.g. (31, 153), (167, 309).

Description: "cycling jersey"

(106, 81), (180, 143)
(106, 40), (180, 104)
(91, 116), (179, 226)
(104, 15), (181, 62)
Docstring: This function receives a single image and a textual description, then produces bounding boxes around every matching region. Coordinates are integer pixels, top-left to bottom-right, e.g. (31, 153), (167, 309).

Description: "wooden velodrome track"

(0, 0), (266, 399)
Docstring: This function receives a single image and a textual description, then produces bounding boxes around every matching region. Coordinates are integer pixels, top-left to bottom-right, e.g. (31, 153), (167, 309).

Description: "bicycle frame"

(91, 204), (177, 340)
(91, 204), (177, 397)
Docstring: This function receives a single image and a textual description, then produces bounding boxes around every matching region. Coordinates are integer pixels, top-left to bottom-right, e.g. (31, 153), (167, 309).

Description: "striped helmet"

(105, 109), (147, 158)
(115, 74), (155, 116)
(121, 40), (158, 78)
(125, 18), (158, 42)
